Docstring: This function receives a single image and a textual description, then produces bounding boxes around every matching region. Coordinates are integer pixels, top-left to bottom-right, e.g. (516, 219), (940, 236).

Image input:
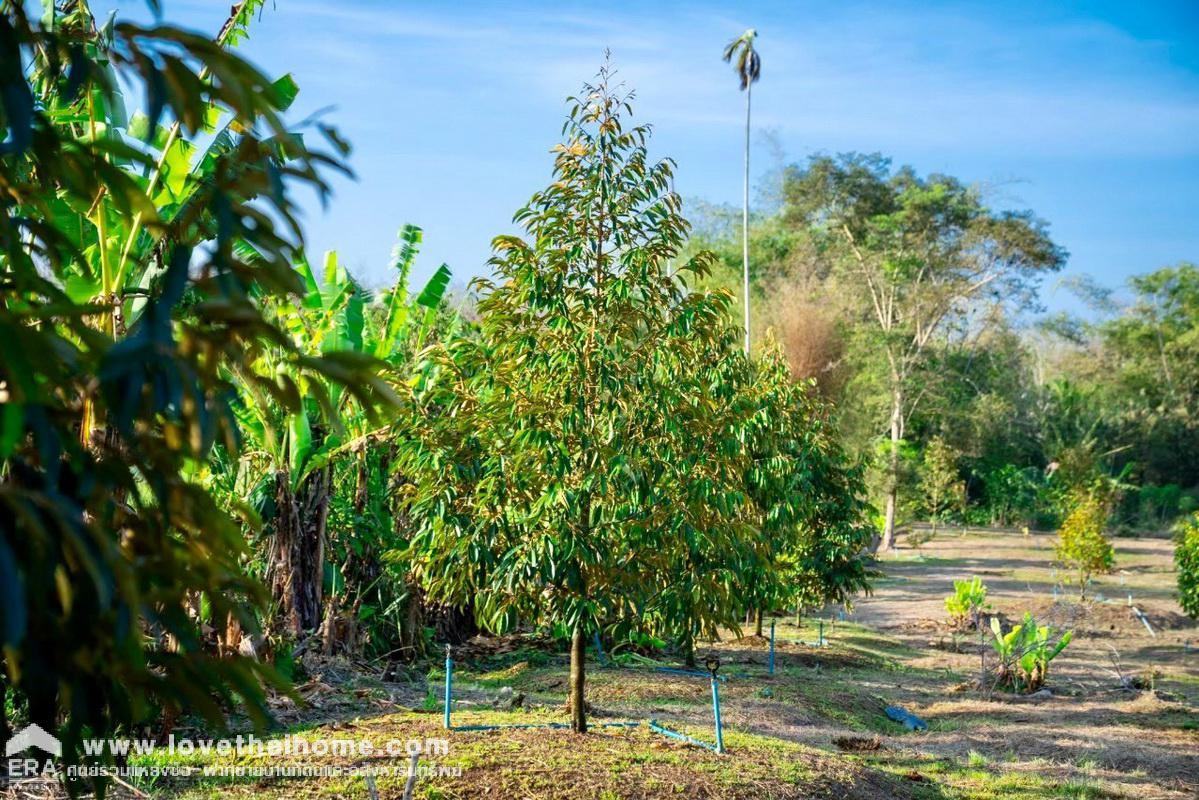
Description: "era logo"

(4, 725), (61, 779)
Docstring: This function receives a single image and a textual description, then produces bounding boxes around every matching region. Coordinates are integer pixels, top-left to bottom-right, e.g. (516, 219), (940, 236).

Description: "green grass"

(146, 710), (886, 800)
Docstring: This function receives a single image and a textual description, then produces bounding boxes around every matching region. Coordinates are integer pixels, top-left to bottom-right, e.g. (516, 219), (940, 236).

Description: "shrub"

(907, 528), (935, 553)
(1056, 493), (1114, 599)
(989, 613), (1073, 693)
(920, 436), (960, 534)
(945, 576), (990, 629)
(1176, 512), (1199, 619)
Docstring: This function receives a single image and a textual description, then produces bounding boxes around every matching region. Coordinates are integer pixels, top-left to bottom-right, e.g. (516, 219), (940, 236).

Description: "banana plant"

(319, 229), (452, 654)
(26, 2), (326, 447)
(990, 612), (1073, 693)
(226, 225), (451, 639)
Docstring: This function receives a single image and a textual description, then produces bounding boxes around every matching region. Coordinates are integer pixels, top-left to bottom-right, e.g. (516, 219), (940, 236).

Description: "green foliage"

(781, 153), (1065, 547)
(722, 29), (761, 91)
(920, 436), (960, 532)
(738, 338), (875, 618)
(1055, 493), (1115, 599)
(981, 463), (1043, 527)
(401, 70), (759, 642)
(944, 576), (989, 629)
(1094, 264), (1199, 488)
(0, 1), (375, 783)
(694, 151), (1199, 539)
(1134, 483), (1185, 529)
(989, 613), (1073, 693)
(1175, 512), (1199, 619)
(219, 223), (450, 645)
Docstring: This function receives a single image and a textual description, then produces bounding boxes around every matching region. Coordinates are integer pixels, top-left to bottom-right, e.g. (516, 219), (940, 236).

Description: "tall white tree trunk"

(880, 385), (903, 551)
(742, 83), (751, 355)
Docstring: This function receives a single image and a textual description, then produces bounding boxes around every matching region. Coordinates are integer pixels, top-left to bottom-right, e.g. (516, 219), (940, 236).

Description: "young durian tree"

(733, 337), (875, 633)
(398, 63), (764, 733)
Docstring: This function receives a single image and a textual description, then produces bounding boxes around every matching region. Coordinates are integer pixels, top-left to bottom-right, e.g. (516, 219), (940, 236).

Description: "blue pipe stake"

(710, 675), (725, 754)
(443, 646), (453, 730)
(818, 620), (824, 647)
(768, 619), (776, 674)
(593, 630), (606, 665)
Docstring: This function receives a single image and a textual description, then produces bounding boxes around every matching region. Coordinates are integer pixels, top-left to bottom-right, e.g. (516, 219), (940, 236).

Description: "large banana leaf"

(415, 263), (452, 349)
(321, 251), (365, 355)
(287, 406), (312, 485)
(373, 224), (421, 359)
(1050, 630), (1073, 658)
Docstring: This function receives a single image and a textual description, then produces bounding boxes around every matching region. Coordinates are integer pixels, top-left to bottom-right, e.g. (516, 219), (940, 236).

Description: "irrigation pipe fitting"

(708, 656), (725, 753)
(768, 620), (776, 674)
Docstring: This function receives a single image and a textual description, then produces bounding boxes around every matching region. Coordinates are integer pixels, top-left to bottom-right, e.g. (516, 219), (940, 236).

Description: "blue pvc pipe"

(768, 619), (776, 674)
(645, 672), (726, 754)
(648, 720), (720, 752)
(453, 722), (568, 732)
(884, 705), (928, 731)
(710, 676), (724, 754)
(819, 620), (824, 647)
(443, 653), (454, 729)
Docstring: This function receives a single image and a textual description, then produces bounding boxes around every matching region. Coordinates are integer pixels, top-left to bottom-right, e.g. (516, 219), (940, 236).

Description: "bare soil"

(831, 529), (1199, 798)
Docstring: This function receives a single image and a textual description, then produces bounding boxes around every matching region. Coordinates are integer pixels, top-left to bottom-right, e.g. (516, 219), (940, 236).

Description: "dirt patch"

(810, 532), (1199, 798)
(1025, 598), (1194, 637)
(833, 735), (884, 752)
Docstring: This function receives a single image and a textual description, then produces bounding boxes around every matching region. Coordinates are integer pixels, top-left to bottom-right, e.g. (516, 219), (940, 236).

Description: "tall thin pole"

(443, 645), (453, 729)
(742, 82), (752, 355)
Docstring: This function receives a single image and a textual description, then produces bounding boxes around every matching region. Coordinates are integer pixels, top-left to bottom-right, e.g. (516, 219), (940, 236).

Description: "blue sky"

(106, 0), (1198, 309)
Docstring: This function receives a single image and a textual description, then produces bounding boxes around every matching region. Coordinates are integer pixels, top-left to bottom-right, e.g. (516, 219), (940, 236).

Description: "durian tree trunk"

(570, 625), (587, 733)
(682, 595), (697, 669)
(569, 496), (591, 734)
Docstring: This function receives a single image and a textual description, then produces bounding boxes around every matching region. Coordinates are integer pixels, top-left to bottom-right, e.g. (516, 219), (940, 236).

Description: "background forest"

(685, 153), (1198, 540)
